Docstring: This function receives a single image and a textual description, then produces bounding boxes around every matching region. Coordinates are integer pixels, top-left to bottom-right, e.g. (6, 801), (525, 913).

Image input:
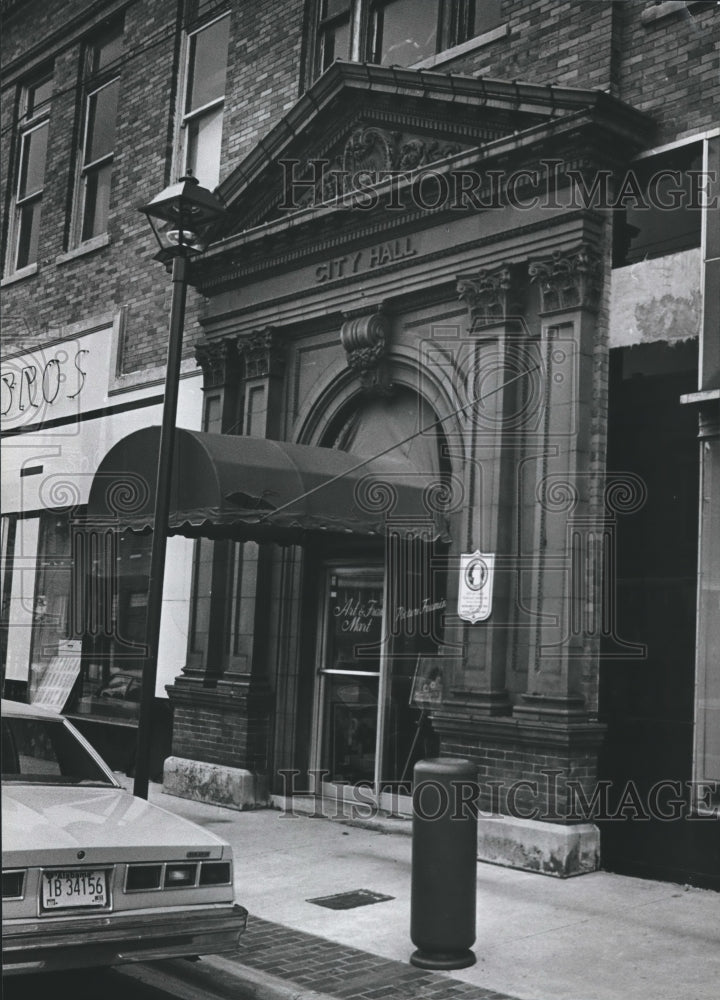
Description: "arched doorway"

(307, 387), (451, 811)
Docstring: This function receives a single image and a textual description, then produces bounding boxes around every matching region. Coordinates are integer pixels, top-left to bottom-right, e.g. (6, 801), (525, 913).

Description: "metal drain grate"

(306, 889), (395, 910)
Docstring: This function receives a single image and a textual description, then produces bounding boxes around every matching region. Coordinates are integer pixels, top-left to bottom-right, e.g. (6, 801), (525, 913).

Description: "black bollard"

(410, 757), (478, 970)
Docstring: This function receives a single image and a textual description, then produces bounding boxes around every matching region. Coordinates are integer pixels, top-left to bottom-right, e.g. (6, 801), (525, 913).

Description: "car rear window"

(1, 716), (114, 786)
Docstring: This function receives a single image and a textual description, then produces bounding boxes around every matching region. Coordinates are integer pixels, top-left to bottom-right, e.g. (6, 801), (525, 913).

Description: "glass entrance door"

(312, 561), (441, 810)
(315, 566), (384, 789)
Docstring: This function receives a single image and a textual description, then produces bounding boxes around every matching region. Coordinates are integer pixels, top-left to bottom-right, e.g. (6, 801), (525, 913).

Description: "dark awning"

(86, 427), (449, 544)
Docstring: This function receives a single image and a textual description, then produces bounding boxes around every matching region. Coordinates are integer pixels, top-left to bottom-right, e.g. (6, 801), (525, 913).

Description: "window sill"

(411, 23), (509, 70)
(56, 232), (110, 265)
(1, 262), (39, 287)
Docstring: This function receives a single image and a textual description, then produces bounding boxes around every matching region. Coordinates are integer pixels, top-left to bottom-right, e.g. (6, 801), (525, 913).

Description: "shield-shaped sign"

(457, 550), (495, 623)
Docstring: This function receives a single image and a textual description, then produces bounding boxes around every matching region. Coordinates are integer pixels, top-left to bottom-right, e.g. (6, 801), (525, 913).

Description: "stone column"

(165, 332), (283, 803)
(212, 328), (286, 765)
(444, 264), (528, 716)
(171, 337), (242, 686)
(514, 244), (605, 725)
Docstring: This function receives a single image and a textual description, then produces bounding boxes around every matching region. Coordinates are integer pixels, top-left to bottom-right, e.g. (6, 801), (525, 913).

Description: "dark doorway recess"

(599, 341), (719, 890)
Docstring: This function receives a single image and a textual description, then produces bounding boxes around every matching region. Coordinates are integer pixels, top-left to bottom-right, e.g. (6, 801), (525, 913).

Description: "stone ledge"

(271, 794), (599, 877)
(163, 756), (271, 809)
(477, 814), (600, 877)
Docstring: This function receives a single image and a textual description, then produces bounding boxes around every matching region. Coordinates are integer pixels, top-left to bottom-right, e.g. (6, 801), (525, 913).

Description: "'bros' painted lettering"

(1, 349), (89, 420)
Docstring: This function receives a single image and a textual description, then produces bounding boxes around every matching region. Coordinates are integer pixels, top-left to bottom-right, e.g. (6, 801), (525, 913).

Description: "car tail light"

(164, 863), (197, 888)
(125, 864), (162, 891)
(2, 870), (25, 899)
(199, 861), (231, 886)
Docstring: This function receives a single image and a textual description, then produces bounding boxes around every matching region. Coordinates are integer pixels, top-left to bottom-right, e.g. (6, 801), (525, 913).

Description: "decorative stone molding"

(194, 338), (241, 390)
(236, 327), (286, 380)
(340, 310), (392, 393)
(457, 263), (524, 328)
(529, 244), (602, 314)
(295, 125), (470, 207)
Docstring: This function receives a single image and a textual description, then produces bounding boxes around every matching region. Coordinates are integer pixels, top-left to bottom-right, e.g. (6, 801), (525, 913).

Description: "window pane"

(321, 20), (350, 70)
(613, 144), (703, 266)
(85, 79), (119, 164)
(472, 0), (503, 38)
(18, 122), (48, 200)
(186, 105), (223, 189)
(92, 25), (123, 73)
(15, 199), (42, 269)
(326, 574), (384, 671)
(322, 0), (351, 19)
(377, 0), (438, 65)
(27, 75), (52, 118)
(82, 161), (112, 240)
(187, 15), (230, 113)
(322, 675), (378, 785)
(2, 717), (112, 785)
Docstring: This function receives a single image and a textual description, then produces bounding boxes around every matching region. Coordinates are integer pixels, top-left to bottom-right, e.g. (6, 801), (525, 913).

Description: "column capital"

(528, 243), (603, 315)
(194, 337), (241, 390)
(457, 262), (525, 330)
(236, 326), (286, 380)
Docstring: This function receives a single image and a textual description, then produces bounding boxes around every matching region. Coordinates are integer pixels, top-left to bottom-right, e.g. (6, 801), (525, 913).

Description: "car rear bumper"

(2, 902), (248, 975)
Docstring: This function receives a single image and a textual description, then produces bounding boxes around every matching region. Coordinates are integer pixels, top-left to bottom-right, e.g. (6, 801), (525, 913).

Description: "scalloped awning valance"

(86, 427), (450, 544)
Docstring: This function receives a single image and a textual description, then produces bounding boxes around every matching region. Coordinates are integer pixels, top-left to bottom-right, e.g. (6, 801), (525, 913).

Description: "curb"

(204, 954), (338, 1000)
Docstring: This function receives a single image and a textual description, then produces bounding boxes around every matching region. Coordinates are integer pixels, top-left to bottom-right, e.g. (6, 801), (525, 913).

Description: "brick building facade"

(2, 1), (718, 886)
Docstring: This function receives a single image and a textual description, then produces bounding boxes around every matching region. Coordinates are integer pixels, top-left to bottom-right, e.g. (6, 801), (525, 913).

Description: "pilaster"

(514, 243), (604, 724)
(448, 263), (529, 715)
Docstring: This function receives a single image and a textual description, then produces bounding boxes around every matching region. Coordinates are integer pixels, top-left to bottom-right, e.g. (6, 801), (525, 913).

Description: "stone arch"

(293, 352), (468, 475)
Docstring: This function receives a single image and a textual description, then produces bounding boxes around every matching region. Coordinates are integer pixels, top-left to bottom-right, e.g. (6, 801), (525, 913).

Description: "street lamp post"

(134, 174), (225, 800)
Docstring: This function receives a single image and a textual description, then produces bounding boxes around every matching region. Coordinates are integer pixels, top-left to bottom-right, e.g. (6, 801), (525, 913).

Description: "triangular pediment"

(210, 60), (653, 247)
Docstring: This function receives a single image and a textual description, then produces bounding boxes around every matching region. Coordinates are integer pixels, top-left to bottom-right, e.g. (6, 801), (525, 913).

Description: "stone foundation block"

(477, 814), (600, 876)
(162, 756), (270, 810)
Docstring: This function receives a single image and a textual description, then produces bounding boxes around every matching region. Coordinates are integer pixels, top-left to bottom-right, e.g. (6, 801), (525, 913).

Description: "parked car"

(97, 673), (142, 702)
(1, 698), (247, 976)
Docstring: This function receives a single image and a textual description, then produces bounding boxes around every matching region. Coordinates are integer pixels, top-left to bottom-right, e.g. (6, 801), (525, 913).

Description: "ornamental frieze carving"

(236, 327), (286, 380)
(195, 338), (241, 390)
(529, 244), (603, 314)
(295, 125), (469, 208)
(340, 310), (392, 394)
(457, 264), (524, 329)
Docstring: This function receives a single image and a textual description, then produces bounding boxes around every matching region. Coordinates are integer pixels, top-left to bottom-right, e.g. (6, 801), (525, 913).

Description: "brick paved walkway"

(234, 915), (520, 1000)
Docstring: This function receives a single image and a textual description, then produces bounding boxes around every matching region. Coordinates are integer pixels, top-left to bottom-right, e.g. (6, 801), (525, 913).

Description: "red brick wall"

(3, 2), (716, 368)
(0, 0), (305, 371)
(439, 732), (601, 820)
(402, 1), (718, 145)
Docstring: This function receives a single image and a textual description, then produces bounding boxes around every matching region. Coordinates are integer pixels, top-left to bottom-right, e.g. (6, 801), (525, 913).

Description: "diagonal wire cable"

(256, 362), (541, 522)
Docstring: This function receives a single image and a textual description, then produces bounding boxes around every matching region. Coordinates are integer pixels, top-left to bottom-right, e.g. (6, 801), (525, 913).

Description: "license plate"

(41, 869), (108, 910)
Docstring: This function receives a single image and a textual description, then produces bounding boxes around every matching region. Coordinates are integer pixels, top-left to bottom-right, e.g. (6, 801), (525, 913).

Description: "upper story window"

(73, 21), (123, 245)
(181, 12), (230, 191)
(315, 0), (503, 75)
(6, 70), (53, 274)
(612, 142), (703, 267)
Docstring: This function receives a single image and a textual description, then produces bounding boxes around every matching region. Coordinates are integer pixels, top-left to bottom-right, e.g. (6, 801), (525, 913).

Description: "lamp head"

(139, 172), (226, 261)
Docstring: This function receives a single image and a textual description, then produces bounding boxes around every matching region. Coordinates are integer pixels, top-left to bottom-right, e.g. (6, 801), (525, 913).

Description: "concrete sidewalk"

(142, 780), (719, 1000)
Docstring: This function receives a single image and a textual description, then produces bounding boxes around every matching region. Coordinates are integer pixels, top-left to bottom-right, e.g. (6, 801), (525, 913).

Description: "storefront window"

(73, 530), (150, 722)
(27, 512), (81, 709)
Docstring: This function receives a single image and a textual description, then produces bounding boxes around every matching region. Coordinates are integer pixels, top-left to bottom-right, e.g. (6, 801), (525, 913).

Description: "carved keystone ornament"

(340, 310), (392, 394)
